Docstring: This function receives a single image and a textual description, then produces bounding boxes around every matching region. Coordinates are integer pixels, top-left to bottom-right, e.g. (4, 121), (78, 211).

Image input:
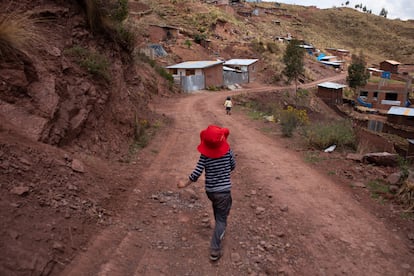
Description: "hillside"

(1, 0), (414, 275)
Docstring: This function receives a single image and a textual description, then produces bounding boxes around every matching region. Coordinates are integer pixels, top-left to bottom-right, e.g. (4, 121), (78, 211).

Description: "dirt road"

(61, 78), (414, 275)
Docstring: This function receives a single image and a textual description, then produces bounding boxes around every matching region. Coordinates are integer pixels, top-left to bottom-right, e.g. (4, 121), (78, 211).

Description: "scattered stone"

(363, 152), (399, 167)
(231, 252), (241, 263)
(276, 231), (285, 237)
(10, 186), (30, 196)
(52, 241), (65, 252)
(402, 263), (411, 270)
(255, 207), (265, 215)
(388, 185), (399, 194)
(251, 190), (257, 195)
(280, 205), (288, 212)
(71, 159), (85, 173)
(346, 153), (364, 162)
(387, 172), (402, 185)
(351, 182), (366, 188)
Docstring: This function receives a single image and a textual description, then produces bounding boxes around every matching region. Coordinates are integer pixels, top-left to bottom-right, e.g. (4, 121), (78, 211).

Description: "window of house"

(186, 69), (195, 76)
(385, 92), (398, 101)
(359, 91), (368, 99)
(373, 92), (378, 101)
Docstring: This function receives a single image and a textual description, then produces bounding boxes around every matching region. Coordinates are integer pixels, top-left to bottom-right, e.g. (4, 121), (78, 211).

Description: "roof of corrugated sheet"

(166, 60), (223, 69)
(317, 81), (346, 89)
(383, 60), (401, 65)
(387, 106), (414, 116)
(223, 59), (259, 66)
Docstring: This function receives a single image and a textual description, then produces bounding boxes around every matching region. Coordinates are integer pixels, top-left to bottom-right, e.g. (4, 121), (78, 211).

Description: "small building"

(148, 24), (181, 43)
(166, 60), (224, 92)
(223, 59), (259, 83)
(379, 60), (401, 74)
(324, 48), (350, 59)
(387, 106), (414, 127)
(317, 82), (346, 106)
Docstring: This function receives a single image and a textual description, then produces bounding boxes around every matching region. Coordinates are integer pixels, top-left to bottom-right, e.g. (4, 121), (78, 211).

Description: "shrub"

(64, 45), (110, 81)
(83, 0), (135, 52)
(194, 33), (207, 44)
(251, 40), (266, 54)
(184, 39), (192, 49)
(279, 106), (309, 137)
(0, 12), (41, 58)
(302, 119), (356, 149)
(266, 42), (280, 54)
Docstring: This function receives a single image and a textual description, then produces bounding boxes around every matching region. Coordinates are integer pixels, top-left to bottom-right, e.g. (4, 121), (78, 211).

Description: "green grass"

(302, 119), (356, 150)
(64, 45), (110, 81)
(368, 76), (406, 85)
(367, 179), (389, 199)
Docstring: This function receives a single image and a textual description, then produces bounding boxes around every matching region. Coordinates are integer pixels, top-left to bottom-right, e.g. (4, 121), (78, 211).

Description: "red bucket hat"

(197, 125), (230, 158)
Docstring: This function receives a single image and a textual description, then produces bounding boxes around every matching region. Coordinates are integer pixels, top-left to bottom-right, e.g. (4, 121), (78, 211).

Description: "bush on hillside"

(83, 0), (135, 52)
(64, 45), (110, 81)
(302, 119), (356, 150)
(0, 12), (41, 59)
(279, 106), (309, 137)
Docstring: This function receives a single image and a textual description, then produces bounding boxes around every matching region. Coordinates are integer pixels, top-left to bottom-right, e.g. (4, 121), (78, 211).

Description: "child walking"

(224, 96), (233, 115)
(177, 125), (236, 261)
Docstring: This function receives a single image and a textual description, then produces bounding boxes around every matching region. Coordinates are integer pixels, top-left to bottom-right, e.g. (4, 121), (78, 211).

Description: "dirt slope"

(60, 76), (414, 275)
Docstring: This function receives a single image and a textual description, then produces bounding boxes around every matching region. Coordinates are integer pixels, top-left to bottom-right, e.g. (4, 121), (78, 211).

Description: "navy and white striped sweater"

(189, 149), (236, 193)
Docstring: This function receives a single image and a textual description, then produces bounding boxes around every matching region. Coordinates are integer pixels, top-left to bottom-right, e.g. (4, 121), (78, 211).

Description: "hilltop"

(1, 1), (413, 275)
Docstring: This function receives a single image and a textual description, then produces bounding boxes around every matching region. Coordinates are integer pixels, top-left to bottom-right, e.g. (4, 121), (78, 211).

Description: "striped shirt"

(189, 149), (236, 193)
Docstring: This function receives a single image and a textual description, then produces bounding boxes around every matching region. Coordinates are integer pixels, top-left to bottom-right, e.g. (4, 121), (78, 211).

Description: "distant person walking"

(224, 96), (233, 115)
(177, 125), (236, 261)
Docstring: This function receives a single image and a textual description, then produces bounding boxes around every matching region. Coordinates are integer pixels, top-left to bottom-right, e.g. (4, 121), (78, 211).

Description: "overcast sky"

(265, 0), (413, 20)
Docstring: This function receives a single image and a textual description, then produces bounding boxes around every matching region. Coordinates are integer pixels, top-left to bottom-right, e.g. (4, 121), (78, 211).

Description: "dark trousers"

(206, 191), (232, 250)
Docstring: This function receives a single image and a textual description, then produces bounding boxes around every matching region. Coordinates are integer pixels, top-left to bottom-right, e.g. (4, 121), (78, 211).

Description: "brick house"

(223, 59), (259, 83)
(379, 60), (401, 74)
(166, 60), (224, 92)
(317, 82), (346, 106)
(357, 82), (411, 110)
(387, 106), (414, 127)
(148, 24), (181, 43)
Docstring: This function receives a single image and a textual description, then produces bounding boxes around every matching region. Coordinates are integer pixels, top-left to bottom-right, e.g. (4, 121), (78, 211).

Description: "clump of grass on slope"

(0, 12), (41, 58)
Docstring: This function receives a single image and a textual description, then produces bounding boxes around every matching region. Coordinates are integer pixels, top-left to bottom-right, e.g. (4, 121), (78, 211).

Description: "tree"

(379, 8), (388, 18)
(346, 52), (370, 92)
(282, 39), (305, 92)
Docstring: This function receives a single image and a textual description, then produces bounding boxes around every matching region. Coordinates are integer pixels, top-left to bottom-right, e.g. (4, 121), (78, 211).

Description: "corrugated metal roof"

(320, 55), (337, 59)
(384, 60), (401, 65)
(224, 59), (259, 66)
(166, 60), (223, 69)
(318, 81), (346, 89)
(368, 67), (384, 72)
(387, 106), (414, 116)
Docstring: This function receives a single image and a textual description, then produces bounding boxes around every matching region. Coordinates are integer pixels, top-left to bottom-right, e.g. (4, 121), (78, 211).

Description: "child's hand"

(177, 180), (189, 189)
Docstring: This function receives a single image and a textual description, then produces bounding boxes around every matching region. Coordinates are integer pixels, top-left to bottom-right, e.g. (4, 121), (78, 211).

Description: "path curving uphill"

(62, 75), (414, 275)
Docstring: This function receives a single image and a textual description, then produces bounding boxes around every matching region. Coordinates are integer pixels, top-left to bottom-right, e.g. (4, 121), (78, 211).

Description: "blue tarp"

(357, 97), (373, 108)
(317, 53), (326, 61)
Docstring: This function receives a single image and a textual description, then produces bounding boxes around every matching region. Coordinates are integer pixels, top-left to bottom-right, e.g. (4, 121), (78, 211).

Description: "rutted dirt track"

(62, 80), (414, 275)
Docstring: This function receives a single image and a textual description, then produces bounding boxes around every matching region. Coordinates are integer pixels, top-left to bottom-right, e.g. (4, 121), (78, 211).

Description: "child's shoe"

(209, 249), (222, 261)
